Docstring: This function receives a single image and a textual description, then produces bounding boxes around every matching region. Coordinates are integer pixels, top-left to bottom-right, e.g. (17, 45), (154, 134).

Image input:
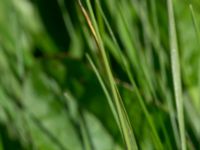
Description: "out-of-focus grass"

(0, 0), (200, 149)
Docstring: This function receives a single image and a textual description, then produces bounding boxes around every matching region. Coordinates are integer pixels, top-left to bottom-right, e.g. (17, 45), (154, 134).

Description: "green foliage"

(0, 0), (200, 149)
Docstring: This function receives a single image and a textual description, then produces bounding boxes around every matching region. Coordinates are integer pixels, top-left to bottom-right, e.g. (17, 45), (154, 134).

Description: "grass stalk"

(78, 1), (138, 149)
(167, 0), (186, 149)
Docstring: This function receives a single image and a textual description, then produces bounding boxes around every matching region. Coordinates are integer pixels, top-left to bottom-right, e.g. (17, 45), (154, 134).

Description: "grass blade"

(89, 1), (163, 149)
(167, 0), (186, 149)
(189, 4), (200, 107)
(86, 54), (120, 128)
(78, 1), (138, 149)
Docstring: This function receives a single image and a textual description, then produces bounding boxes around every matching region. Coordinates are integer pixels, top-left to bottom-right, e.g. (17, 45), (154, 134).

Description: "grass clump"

(0, 0), (200, 149)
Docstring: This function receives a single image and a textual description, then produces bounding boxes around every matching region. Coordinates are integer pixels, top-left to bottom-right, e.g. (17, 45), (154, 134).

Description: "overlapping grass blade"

(78, 0), (138, 149)
(93, 1), (164, 149)
(86, 54), (120, 128)
(123, 59), (163, 150)
(92, 1), (165, 148)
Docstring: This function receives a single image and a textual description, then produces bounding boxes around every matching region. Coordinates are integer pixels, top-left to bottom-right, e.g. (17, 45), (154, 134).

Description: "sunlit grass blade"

(167, 0), (186, 149)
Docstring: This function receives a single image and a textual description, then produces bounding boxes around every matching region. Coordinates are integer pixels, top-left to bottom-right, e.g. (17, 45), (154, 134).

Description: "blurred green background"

(0, 0), (200, 149)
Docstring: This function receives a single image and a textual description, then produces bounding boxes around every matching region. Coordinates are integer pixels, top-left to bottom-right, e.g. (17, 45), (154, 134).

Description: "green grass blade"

(167, 0), (186, 149)
(86, 54), (120, 128)
(79, 1), (138, 149)
(123, 59), (163, 150)
(189, 4), (200, 107)
(92, 1), (163, 148)
(86, 54), (138, 150)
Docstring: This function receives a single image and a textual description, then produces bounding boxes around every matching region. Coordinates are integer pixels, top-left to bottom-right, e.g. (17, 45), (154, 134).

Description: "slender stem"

(167, 0), (186, 149)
